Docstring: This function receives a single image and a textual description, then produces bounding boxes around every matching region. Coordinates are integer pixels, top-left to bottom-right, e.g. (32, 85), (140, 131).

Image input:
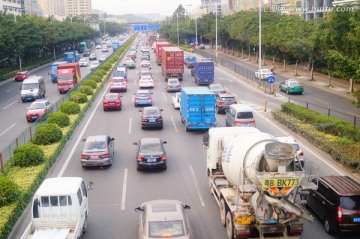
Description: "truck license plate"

(262, 178), (300, 188)
(353, 217), (360, 223)
(237, 217), (251, 225)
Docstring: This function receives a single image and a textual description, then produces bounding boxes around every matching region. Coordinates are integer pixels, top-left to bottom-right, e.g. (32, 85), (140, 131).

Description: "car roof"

(218, 93), (234, 97)
(85, 135), (108, 142)
(140, 138), (162, 144)
(105, 93), (119, 98)
(137, 90), (150, 94)
(229, 104), (254, 111)
(142, 200), (185, 221)
(35, 177), (83, 197)
(143, 106), (161, 112)
(320, 176), (360, 196)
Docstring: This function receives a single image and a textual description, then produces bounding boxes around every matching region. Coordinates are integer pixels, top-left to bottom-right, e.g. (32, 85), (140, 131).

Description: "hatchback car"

(139, 76), (154, 89)
(276, 136), (305, 169)
(139, 69), (152, 79)
(110, 77), (127, 92)
(133, 138), (167, 170)
(134, 90), (153, 107)
(26, 99), (52, 122)
(90, 61), (100, 71)
(305, 176), (360, 234)
(102, 47), (109, 52)
(89, 53), (97, 60)
(140, 106), (163, 129)
(99, 54), (107, 62)
(103, 93), (122, 111)
(124, 59), (136, 69)
(216, 93), (237, 113)
(80, 135), (115, 167)
(134, 200), (194, 238)
(166, 78), (181, 92)
(209, 83), (227, 95)
(279, 79), (304, 94)
(79, 58), (89, 67)
(15, 70), (30, 82)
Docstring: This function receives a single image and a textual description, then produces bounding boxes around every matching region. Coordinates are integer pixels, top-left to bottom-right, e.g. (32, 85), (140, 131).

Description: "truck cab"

(49, 61), (68, 83)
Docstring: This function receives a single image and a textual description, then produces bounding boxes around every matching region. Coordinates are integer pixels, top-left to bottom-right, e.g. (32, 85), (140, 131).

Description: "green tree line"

(160, 4), (360, 84)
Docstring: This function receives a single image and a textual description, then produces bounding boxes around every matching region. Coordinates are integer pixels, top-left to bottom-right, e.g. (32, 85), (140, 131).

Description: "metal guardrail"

(196, 49), (360, 128)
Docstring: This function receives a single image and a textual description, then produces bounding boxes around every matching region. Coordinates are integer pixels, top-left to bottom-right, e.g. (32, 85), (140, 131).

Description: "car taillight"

(135, 97), (141, 100)
(299, 152), (304, 156)
(81, 153), (89, 159)
(218, 101), (224, 105)
(337, 207), (343, 223)
(137, 156), (144, 161)
(116, 100), (120, 105)
(160, 155), (167, 160)
(156, 117), (163, 121)
(103, 100), (108, 104)
(232, 100), (237, 104)
(100, 153), (110, 158)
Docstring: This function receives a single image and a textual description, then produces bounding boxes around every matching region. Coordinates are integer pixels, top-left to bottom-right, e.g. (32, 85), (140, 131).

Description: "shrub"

(99, 63), (111, 71)
(82, 79), (97, 89)
(69, 91), (87, 103)
(354, 88), (360, 108)
(90, 75), (102, 83)
(47, 112), (70, 128)
(60, 101), (80, 115)
(93, 69), (106, 78)
(0, 176), (20, 206)
(78, 85), (93, 96)
(12, 143), (45, 167)
(33, 123), (62, 145)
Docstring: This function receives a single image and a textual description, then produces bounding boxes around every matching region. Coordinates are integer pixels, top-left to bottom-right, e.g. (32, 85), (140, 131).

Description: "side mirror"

(111, 138), (115, 141)
(163, 141), (167, 144)
(139, 109), (142, 112)
(202, 133), (209, 148)
(87, 181), (94, 190)
(183, 204), (191, 209)
(133, 142), (138, 145)
(160, 109), (163, 111)
(135, 207), (144, 212)
(82, 138), (86, 142)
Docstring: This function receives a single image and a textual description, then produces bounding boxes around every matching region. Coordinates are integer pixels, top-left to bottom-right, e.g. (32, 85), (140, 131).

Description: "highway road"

(9, 36), (360, 239)
(0, 47), (114, 151)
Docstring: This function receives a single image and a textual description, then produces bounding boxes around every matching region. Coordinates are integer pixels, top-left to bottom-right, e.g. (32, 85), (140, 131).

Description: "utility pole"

(215, 1), (218, 61)
(177, 13), (179, 46)
(258, 0), (262, 86)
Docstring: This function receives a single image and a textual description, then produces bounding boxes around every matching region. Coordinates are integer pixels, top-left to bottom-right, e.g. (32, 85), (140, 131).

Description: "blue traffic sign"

(267, 75), (275, 84)
(133, 24), (162, 31)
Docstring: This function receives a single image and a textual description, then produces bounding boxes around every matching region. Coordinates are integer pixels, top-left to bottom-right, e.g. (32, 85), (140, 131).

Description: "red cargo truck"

(156, 42), (171, 65)
(161, 47), (184, 81)
(57, 62), (81, 94)
(148, 34), (157, 46)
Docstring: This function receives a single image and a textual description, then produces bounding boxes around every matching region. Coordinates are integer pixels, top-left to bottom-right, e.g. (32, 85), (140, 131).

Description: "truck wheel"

(225, 211), (234, 239)
(220, 198), (227, 226)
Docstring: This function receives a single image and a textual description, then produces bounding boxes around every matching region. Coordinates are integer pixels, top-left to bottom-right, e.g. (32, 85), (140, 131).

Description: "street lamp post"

(258, 0), (262, 85)
(215, 1), (218, 61)
(195, 18), (198, 47)
(177, 13), (179, 46)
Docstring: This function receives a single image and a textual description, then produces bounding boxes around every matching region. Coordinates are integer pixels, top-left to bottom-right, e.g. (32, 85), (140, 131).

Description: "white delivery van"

(21, 76), (46, 102)
(225, 104), (256, 127)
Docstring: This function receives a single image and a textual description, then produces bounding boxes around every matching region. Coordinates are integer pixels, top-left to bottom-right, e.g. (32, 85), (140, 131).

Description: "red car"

(15, 70), (30, 82)
(103, 93), (122, 111)
(26, 99), (52, 122)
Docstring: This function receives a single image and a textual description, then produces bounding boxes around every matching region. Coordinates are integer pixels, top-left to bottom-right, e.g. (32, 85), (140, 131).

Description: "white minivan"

(20, 76), (46, 102)
(225, 104), (256, 127)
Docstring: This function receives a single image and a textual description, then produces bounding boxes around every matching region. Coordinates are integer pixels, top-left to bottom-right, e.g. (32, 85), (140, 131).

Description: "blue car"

(134, 90), (153, 107)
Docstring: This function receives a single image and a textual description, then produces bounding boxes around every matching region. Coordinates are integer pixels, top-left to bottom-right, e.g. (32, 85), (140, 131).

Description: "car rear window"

(289, 82), (301, 86)
(149, 220), (184, 237)
(340, 196), (360, 210)
(137, 93), (150, 97)
(144, 109), (160, 116)
(221, 97), (234, 101)
(140, 143), (162, 153)
(105, 94), (118, 100)
(84, 141), (106, 150)
(236, 111), (253, 119)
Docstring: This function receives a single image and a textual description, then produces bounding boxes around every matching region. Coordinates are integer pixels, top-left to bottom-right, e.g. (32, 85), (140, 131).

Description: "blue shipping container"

(193, 61), (214, 85)
(180, 87), (216, 132)
(63, 51), (80, 63)
(49, 61), (68, 83)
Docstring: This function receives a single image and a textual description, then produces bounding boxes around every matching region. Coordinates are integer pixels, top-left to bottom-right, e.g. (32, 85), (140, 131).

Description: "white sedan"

(139, 76), (154, 89)
(254, 68), (273, 80)
(79, 58), (89, 67)
(90, 61), (100, 71)
(171, 92), (181, 110)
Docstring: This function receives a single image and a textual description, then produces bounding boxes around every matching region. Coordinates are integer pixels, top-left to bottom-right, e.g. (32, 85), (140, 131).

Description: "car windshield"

(84, 141), (106, 150)
(141, 76), (152, 81)
(339, 196), (360, 210)
(29, 102), (45, 110)
(57, 76), (73, 83)
(236, 112), (253, 119)
(149, 220), (184, 237)
(168, 79), (179, 84)
(17, 72), (27, 75)
(22, 83), (38, 90)
(80, 59), (87, 62)
(137, 93), (150, 97)
(140, 143), (162, 153)
(105, 95), (118, 100)
(144, 109), (160, 116)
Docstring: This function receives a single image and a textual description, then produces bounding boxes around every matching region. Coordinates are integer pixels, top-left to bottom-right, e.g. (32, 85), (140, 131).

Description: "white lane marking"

(57, 84), (110, 177)
(0, 123), (16, 137)
(225, 78), (234, 83)
(189, 166), (206, 207)
(171, 116), (178, 132)
(163, 93), (167, 101)
(3, 100), (18, 109)
(254, 108), (345, 176)
(128, 118), (132, 134)
(121, 168), (128, 210)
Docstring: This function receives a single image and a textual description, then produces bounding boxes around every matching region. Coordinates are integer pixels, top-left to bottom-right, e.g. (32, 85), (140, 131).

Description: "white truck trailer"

(203, 127), (317, 239)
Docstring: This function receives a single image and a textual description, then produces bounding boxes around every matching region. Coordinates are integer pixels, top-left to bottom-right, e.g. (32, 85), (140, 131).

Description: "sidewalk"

(208, 47), (359, 99)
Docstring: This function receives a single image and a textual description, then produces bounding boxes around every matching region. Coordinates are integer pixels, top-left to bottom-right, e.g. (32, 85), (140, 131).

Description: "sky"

(92, 0), (199, 16)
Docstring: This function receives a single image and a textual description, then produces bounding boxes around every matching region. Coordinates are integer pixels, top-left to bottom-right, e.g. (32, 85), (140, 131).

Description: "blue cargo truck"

(191, 61), (215, 85)
(63, 51), (80, 63)
(180, 87), (217, 132)
(112, 41), (120, 51)
(49, 61), (68, 83)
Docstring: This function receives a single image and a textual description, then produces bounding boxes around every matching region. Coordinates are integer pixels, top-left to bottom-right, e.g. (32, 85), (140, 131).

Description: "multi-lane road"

(6, 37), (360, 239)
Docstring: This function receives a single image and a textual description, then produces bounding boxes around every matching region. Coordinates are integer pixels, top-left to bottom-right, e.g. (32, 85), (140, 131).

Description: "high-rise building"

(1, 0), (24, 15)
(65, 0), (91, 16)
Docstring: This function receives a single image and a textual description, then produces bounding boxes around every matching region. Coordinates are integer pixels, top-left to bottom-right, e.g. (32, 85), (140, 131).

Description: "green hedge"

(82, 79), (97, 89)
(12, 143), (45, 167)
(0, 176), (20, 207)
(47, 112), (70, 128)
(69, 91), (87, 103)
(60, 101), (80, 115)
(78, 85), (94, 96)
(33, 123), (63, 145)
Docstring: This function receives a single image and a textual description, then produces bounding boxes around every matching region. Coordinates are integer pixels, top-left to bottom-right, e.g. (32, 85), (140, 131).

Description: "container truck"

(20, 177), (93, 239)
(192, 60), (215, 85)
(49, 61), (68, 83)
(63, 51), (80, 63)
(203, 127), (318, 239)
(161, 47), (184, 81)
(78, 41), (87, 53)
(180, 87), (216, 132)
(155, 42), (171, 65)
(112, 41), (120, 51)
(148, 34), (157, 46)
(57, 62), (81, 94)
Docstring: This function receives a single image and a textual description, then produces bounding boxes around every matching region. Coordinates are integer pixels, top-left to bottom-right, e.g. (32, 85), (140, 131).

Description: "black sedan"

(140, 107), (163, 129)
(133, 138), (167, 171)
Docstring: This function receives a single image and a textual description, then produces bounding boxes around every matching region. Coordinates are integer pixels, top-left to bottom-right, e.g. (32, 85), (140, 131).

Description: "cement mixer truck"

(203, 127), (318, 239)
